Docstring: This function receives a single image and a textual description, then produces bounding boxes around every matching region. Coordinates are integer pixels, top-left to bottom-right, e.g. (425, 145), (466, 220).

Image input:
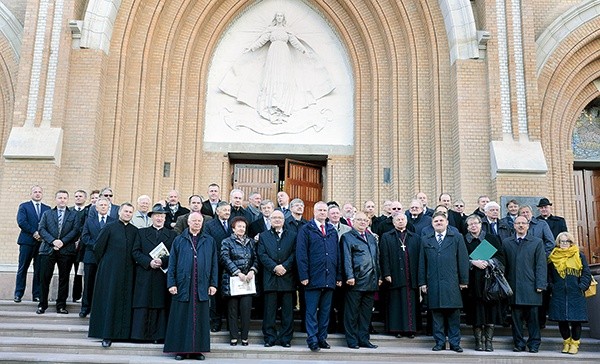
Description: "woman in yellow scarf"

(547, 232), (592, 355)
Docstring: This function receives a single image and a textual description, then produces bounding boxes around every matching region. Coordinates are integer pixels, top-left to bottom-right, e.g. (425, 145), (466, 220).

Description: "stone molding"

(0, 2), (22, 61)
(80, 0), (121, 54)
(536, 0), (600, 76)
(438, 0), (478, 64)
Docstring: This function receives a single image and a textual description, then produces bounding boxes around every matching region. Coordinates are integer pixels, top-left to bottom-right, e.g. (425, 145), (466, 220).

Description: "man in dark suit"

(202, 201), (231, 332)
(258, 210), (297, 347)
(36, 190), (82, 314)
(174, 195), (209, 234)
(503, 216), (547, 353)
(70, 189), (88, 302)
(200, 183), (221, 218)
(342, 212), (381, 349)
(536, 198), (567, 239)
(14, 185), (50, 303)
(285, 198), (308, 234)
(164, 190), (190, 230)
(88, 187), (119, 219)
(248, 200), (274, 238)
(79, 197), (114, 317)
(296, 201), (341, 352)
(419, 212), (469, 352)
(276, 191), (292, 219)
(229, 188), (252, 221)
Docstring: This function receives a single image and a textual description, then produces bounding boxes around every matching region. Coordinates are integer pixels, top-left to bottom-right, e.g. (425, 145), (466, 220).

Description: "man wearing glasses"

(88, 187), (119, 219)
(503, 215), (547, 353)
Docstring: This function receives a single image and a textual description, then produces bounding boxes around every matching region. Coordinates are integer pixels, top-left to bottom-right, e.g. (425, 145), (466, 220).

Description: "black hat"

(536, 198), (552, 207)
(147, 203), (169, 216)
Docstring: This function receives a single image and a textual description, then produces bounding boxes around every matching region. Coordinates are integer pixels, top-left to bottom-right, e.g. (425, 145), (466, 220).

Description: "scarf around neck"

(548, 245), (582, 279)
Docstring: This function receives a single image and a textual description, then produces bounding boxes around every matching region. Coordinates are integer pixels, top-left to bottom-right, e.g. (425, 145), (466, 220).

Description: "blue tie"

(100, 216), (106, 228)
(437, 233), (443, 247)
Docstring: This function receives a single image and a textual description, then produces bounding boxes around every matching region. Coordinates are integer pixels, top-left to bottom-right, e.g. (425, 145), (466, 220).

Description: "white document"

(229, 276), (256, 296)
(149, 242), (169, 273)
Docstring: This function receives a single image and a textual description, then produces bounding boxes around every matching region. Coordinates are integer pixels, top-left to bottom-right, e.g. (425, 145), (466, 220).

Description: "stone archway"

(536, 0), (600, 235)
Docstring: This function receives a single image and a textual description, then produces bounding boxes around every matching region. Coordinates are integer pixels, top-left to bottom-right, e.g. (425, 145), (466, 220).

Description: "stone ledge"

(490, 140), (548, 178)
(3, 127), (63, 164)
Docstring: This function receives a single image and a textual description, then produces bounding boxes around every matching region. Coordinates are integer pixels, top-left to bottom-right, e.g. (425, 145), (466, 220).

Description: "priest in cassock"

(131, 204), (177, 343)
(379, 213), (420, 338)
(164, 212), (218, 361)
(88, 203), (138, 348)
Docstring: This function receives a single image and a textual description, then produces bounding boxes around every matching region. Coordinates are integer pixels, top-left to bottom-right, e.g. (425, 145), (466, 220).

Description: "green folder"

(469, 239), (497, 260)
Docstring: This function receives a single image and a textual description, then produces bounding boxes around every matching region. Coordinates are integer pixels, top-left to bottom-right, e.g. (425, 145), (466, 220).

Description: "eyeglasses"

(559, 240), (571, 244)
(391, 207), (402, 210)
(514, 222), (529, 225)
(103, 194), (113, 197)
(454, 204), (464, 208)
(409, 206), (420, 209)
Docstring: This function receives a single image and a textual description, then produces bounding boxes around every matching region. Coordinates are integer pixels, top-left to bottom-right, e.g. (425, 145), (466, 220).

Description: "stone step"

(0, 337), (599, 363)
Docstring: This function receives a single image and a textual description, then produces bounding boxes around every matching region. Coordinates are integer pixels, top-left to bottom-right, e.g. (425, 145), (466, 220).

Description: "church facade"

(0, 0), (599, 265)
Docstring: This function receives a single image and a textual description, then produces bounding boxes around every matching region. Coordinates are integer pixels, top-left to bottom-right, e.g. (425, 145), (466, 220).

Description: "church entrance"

(231, 156), (325, 220)
(573, 168), (600, 264)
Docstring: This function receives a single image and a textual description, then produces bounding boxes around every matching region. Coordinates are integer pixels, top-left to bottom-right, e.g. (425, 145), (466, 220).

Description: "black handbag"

(484, 264), (513, 301)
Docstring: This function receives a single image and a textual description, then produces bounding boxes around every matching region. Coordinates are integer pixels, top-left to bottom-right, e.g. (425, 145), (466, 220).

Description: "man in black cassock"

(164, 212), (218, 361)
(131, 204), (177, 342)
(88, 203), (138, 348)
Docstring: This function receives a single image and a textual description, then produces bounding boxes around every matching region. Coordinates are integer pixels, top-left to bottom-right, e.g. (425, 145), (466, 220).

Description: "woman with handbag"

(220, 216), (258, 346)
(548, 232), (592, 355)
(463, 214), (505, 351)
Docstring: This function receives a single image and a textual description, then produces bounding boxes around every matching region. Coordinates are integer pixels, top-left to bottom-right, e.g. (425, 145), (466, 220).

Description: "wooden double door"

(233, 159), (323, 221)
(573, 169), (600, 264)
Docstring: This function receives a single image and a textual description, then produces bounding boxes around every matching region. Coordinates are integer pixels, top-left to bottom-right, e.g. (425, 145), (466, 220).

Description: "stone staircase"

(0, 300), (599, 363)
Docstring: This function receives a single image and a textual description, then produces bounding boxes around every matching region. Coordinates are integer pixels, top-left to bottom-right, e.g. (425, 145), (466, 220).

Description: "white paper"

(229, 276), (256, 296)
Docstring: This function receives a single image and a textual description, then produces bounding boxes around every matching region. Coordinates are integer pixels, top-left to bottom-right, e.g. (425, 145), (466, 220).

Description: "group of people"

(13, 184), (594, 360)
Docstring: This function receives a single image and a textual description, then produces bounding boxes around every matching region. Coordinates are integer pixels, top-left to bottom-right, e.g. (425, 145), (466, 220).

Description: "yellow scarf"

(548, 245), (582, 279)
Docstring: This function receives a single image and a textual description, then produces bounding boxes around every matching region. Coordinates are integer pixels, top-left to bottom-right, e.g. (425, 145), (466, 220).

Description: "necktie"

(491, 222), (497, 235)
(437, 233), (443, 246)
(347, 219), (353, 228)
(223, 220), (228, 231)
(58, 210), (64, 234)
(100, 216), (106, 227)
(266, 219), (271, 230)
(320, 224), (326, 237)
(35, 203), (41, 218)
(361, 232), (366, 241)
(517, 237), (523, 245)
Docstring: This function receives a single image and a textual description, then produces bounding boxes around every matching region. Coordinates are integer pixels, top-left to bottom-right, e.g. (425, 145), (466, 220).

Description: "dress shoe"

(57, 308), (69, 314)
(348, 344), (360, 349)
(174, 354), (185, 360)
(432, 344), (444, 351)
(360, 342), (378, 349)
(194, 353), (205, 360)
(241, 339), (249, 346)
(528, 347), (539, 353)
(281, 342), (291, 348)
(101, 339), (112, 348)
(32, 297), (40, 302)
(450, 345), (463, 353)
(13, 296), (21, 303)
(79, 311), (88, 318)
(264, 342), (273, 347)
(309, 344), (320, 352)
(230, 339), (238, 346)
(36, 308), (45, 314)
(210, 327), (219, 332)
(513, 346), (525, 352)
(318, 340), (331, 349)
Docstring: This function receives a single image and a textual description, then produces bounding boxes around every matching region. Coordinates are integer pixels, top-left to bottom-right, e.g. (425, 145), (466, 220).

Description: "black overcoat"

(88, 220), (138, 339)
(502, 234), (547, 306)
(257, 228), (296, 292)
(418, 229), (469, 309)
(131, 226), (177, 308)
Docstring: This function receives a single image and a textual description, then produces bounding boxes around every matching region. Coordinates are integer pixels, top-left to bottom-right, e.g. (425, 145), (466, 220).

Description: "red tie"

(320, 224), (326, 237)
